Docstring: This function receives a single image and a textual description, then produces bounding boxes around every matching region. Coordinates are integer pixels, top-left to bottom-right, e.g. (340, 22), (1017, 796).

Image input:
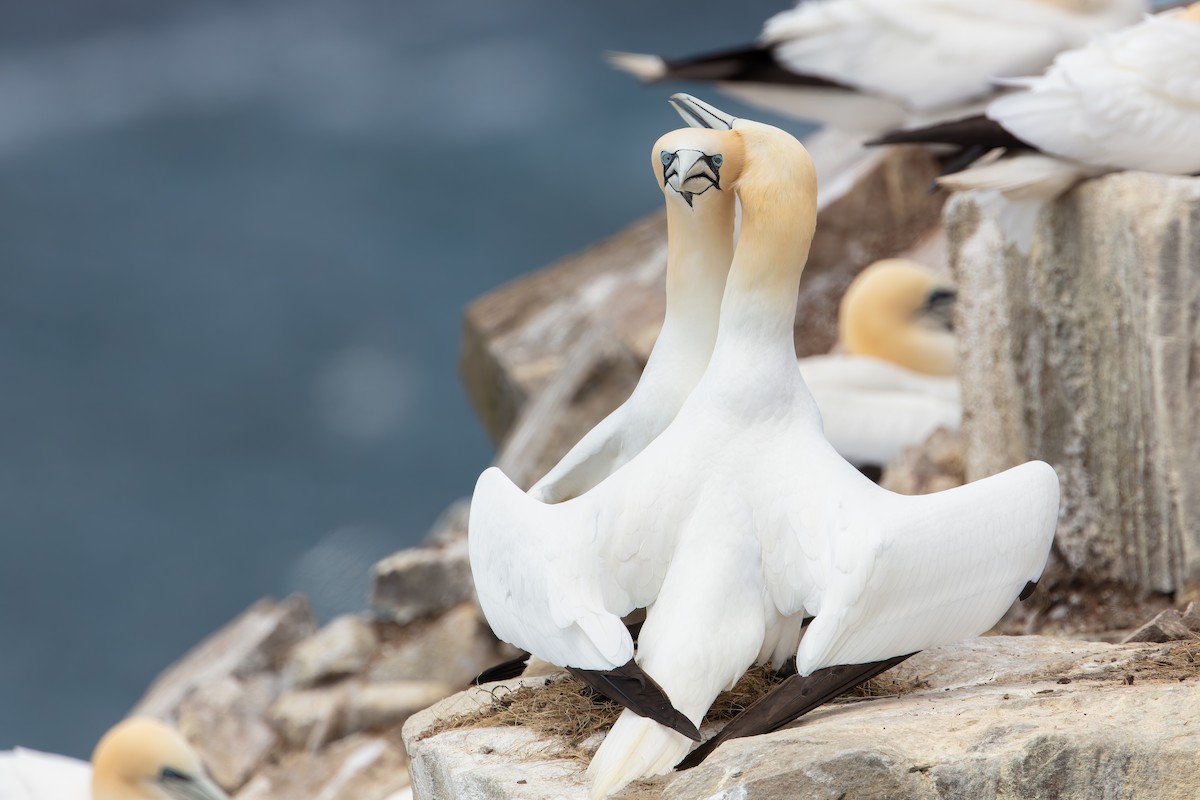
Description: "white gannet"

(0, 717), (229, 800)
(798, 258), (960, 470)
(608, 0), (1146, 133)
(470, 94), (1059, 799)
(870, 4), (1200, 201)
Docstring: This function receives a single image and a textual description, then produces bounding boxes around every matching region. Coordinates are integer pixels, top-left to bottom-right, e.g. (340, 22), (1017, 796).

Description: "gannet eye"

(159, 767), (190, 783)
(660, 150), (673, 166)
(711, 154), (723, 167)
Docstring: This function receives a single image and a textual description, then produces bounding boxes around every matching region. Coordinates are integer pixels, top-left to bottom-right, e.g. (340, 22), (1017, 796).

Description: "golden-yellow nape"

(839, 258), (957, 376)
(1180, 2), (1200, 21)
(91, 717), (228, 800)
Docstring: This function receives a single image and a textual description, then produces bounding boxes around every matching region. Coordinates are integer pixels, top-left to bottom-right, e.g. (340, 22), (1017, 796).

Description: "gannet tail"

(936, 153), (1085, 202)
(587, 710), (694, 800)
(605, 51), (667, 82)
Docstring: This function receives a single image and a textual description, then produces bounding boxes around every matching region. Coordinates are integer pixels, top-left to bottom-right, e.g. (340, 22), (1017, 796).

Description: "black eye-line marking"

(660, 150), (724, 208)
(159, 767), (192, 783)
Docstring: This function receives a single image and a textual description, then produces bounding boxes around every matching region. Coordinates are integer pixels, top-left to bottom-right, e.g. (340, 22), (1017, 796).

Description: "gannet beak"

(669, 93), (736, 131)
(160, 772), (231, 800)
(661, 148), (722, 207)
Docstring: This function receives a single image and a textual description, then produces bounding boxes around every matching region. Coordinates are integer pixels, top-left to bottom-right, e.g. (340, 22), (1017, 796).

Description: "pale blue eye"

(660, 151), (673, 166)
(711, 154), (724, 167)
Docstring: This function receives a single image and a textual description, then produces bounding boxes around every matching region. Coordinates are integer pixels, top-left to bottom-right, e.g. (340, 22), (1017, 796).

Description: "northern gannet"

(798, 258), (960, 470)
(0, 717), (229, 800)
(471, 94), (1059, 799)
(870, 4), (1200, 200)
(608, 0), (1146, 133)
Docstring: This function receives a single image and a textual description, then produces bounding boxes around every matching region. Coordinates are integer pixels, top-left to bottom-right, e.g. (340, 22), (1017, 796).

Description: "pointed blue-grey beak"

(669, 93), (736, 131)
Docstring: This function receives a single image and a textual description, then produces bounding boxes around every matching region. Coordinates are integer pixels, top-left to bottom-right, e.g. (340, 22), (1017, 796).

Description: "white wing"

(798, 355), (960, 465)
(780, 460), (1058, 674)
(0, 748), (90, 800)
(988, 13), (1200, 175)
(528, 406), (629, 503)
(763, 0), (1099, 112)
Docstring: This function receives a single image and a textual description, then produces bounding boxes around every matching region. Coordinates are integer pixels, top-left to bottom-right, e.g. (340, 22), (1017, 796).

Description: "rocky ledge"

(405, 632), (1200, 800)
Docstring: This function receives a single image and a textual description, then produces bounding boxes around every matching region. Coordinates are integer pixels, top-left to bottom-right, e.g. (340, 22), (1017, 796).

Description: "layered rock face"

(948, 174), (1200, 596)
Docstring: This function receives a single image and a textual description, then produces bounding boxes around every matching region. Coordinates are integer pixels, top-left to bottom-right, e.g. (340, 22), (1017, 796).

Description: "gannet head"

(652, 127), (744, 208)
(91, 717), (229, 800)
(1180, 2), (1200, 21)
(840, 259), (958, 376)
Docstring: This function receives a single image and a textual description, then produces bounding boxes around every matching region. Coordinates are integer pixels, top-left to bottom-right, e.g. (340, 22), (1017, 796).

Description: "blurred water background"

(0, 0), (801, 757)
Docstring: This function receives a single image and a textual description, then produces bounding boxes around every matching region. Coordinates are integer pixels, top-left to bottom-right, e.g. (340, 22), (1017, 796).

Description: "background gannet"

(870, 4), (1200, 200)
(798, 258), (960, 471)
(608, 0), (1146, 132)
(0, 716), (229, 800)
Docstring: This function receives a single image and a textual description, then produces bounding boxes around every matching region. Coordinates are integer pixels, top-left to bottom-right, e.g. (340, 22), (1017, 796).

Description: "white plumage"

(0, 748), (91, 800)
(469, 95), (1059, 799)
(609, 0), (1146, 131)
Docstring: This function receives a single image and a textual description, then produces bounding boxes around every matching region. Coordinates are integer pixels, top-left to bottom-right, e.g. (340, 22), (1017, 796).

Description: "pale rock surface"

(371, 536), (474, 624)
(269, 685), (348, 751)
(948, 173), (1200, 596)
(235, 734), (411, 800)
(405, 636), (1200, 800)
(880, 427), (965, 496)
(176, 674), (279, 792)
(285, 614), (379, 688)
(132, 595), (315, 720)
(369, 602), (502, 689)
(1124, 607), (1200, 644)
(342, 681), (454, 735)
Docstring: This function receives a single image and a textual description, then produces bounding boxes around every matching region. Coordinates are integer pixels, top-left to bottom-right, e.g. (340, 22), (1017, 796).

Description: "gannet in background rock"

(798, 258), (960, 471)
(608, 0), (1146, 133)
(870, 4), (1200, 212)
(470, 93), (1059, 799)
(0, 717), (229, 800)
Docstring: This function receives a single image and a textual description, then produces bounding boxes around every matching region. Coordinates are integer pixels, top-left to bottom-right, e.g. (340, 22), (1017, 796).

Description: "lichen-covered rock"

(132, 595), (315, 720)
(404, 636), (1200, 800)
(371, 538), (474, 625)
(285, 615), (379, 688)
(948, 173), (1200, 596)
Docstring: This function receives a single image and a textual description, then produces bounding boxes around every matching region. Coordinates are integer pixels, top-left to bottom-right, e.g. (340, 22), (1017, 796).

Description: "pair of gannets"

(0, 717), (228, 800)
(872, 4), (1200, 200)
(609, 0), (1146, 132)
(798, 259), (960, 471)
(468, 94), (1059, 798)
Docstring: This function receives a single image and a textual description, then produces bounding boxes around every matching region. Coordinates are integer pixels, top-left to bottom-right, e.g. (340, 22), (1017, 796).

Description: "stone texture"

(405, 636), (1200, 800)
(1124, 608), (1200, 644)
(235, 734), (411, 800)
(268, 685), (348, 751)
(369, 603), (502, 689)
(371, 537), (474, 625)
(132, 595), (316, 720)
(462, 136), (945, 451)
(176, 675), (279, 792)
(285, 615), (379, 688)
(880, 427), (966, 496)
(342, 680), (454, 736)
(948, 172), (1200, 596)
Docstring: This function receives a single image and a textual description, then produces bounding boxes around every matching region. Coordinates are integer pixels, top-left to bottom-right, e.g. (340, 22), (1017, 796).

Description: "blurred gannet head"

(839, 259), (958, 376)
(1180, 2), (1200, 21)
(91, 717), (229, 800)
(652, 126), (744, 208)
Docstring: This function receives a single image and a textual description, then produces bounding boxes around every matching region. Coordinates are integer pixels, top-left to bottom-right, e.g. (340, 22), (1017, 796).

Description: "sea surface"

(0, 0), (795, 756)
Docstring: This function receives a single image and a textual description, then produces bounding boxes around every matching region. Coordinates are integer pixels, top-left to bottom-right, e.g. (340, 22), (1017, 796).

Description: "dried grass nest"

(423, 664), (916, 761)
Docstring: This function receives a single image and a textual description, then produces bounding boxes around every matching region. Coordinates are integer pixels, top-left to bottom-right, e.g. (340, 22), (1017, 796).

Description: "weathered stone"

(880, 427), (966, 495)
(285, 615), (379, 688)
(176, 675), (279, 792)
(369, 603), (501, 689)
(371, 538), (474, 625)
(342, 680), (453, 736)
(948, 173), (1200, 596)
(462, 136), (945, 447)
(235, 734), (410, 800)
(268, 685), (347, 751)
(132, 595), (316, 720)
(1124, 609), (1198, 644)
(1183, 602), (1200, 632)
(405, 636), (1200, 800)
(422, 499), (469, 547)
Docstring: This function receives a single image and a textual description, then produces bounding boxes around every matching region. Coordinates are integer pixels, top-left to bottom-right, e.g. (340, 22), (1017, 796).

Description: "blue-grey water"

(0, 0), (796, 757)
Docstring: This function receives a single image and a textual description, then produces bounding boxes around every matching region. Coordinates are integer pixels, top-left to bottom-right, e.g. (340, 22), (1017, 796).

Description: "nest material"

(424, 663), (914, 761)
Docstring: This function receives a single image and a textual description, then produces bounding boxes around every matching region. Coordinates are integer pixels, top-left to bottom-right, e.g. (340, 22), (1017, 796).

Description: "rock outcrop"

(948, 173), (1200, 597)
(405, 634), (1200, 800)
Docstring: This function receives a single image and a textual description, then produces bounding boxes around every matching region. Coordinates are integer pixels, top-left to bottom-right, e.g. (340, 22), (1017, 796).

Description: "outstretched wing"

(0, 748), (91, 800)
(793, 460), (1059, 674)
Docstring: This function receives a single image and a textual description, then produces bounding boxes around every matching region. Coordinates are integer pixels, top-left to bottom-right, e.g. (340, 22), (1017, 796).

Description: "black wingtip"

(568, 660), (701, 741)
(471, 652), (532, 686)
(1019, 579), (1039, 602)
